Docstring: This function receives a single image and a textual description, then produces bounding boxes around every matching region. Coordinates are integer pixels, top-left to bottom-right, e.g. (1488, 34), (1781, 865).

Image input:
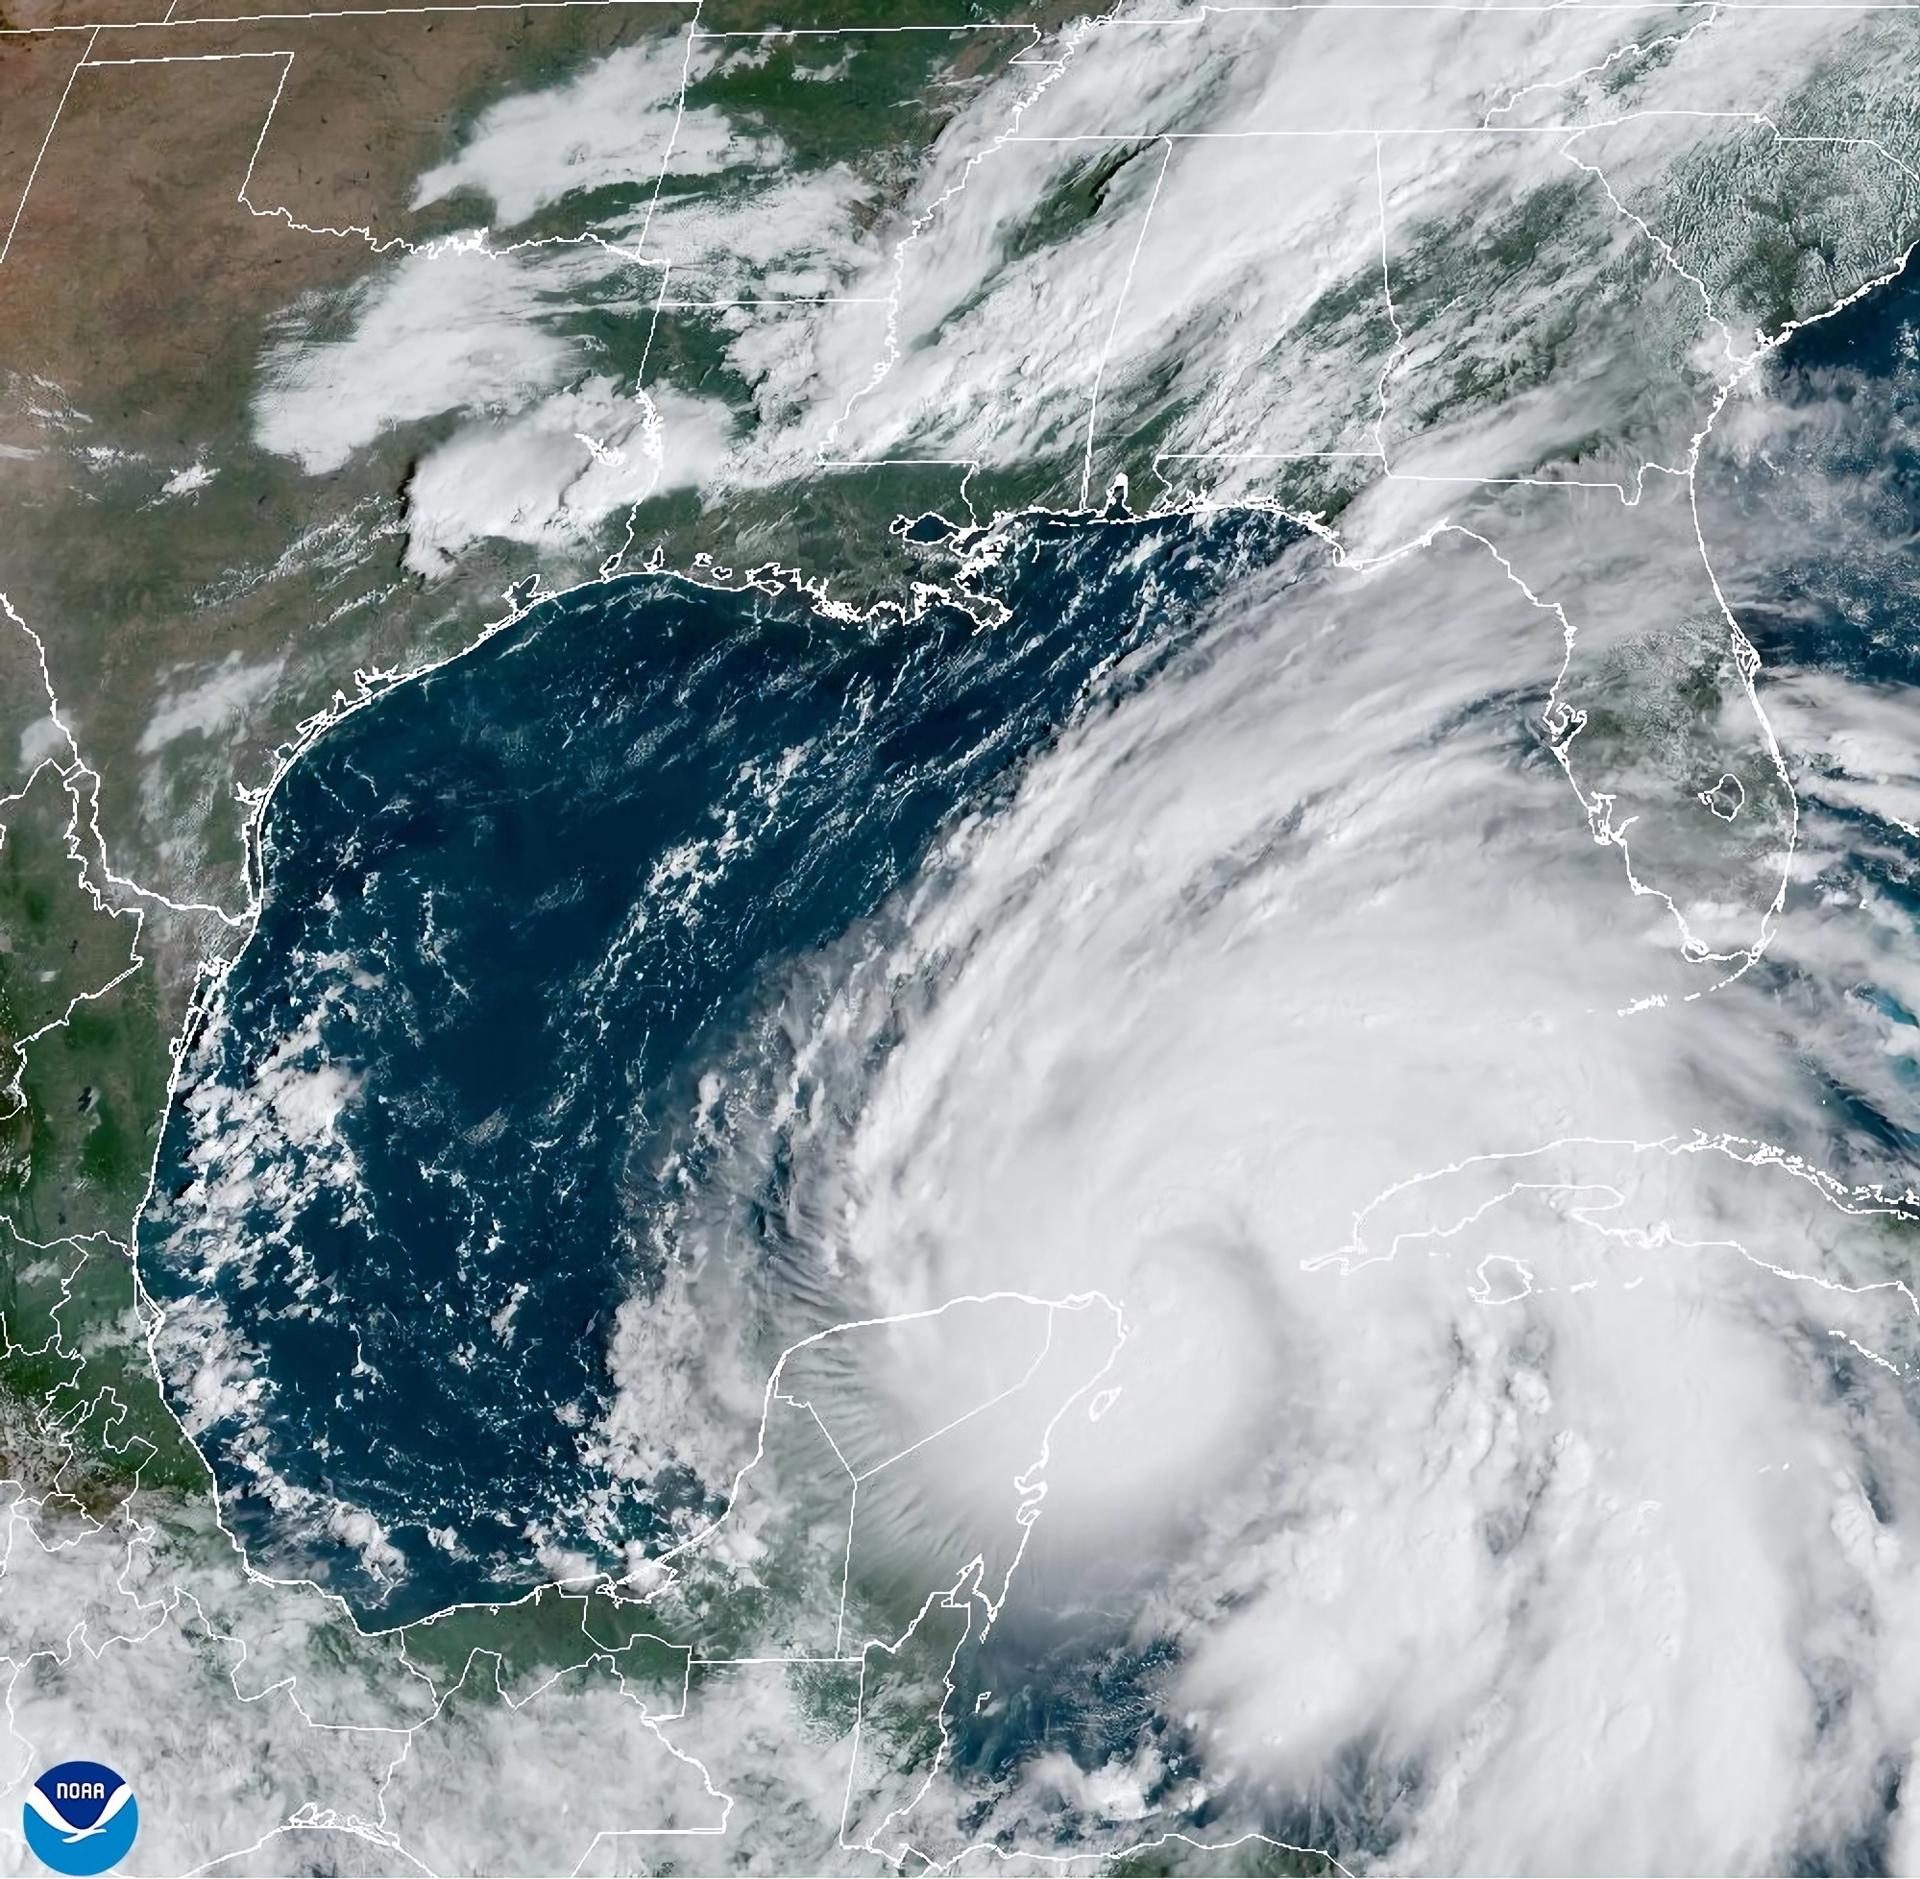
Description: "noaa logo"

(21, 1762), (138, 1876)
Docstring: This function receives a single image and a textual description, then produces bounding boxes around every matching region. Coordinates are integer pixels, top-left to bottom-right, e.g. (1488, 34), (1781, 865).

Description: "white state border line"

(815, 82), (1912, 986)
(0, 14), (1014, 293)
(0, 1), (1912, 1865)
(1079, 139), (1171, 507)
(0, 7), (690, 274)
(1006, 111), (1908, 138)
(0, 27), (96, 267)
(4, 0), (683, 32)
(22, 0), (1920, 30)
(0, 2), (1055, 34)
(0, 0), (1877, 1350)
(82, 46), (286, 57)
(261, 7), (1907, 977)
(1485, 0), (1720, 122)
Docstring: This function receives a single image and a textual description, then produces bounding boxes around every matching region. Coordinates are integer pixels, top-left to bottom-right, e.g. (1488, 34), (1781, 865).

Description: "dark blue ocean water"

(135, 249), (1920, 1642)
(1699, 251), (1920, 1168)
(1712, 263), (1920, 685)
(138, 510), (1298, 1625)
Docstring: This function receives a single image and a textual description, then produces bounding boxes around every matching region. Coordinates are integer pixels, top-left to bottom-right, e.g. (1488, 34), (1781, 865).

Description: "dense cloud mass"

(14, 0), (1920, 1873)
(613, 509), (1920, 1870)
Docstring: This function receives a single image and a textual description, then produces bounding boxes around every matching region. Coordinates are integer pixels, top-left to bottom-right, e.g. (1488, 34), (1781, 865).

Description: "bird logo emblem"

(21, 1762), (139, 1876)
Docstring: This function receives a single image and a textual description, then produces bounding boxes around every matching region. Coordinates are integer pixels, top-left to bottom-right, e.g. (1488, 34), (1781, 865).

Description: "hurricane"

(119, 253), (1920, 1866)
(13, 1), (1920, 1871)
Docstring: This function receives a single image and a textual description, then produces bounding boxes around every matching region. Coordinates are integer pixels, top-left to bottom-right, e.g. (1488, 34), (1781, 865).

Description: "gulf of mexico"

(137, 509), (1299, 1625)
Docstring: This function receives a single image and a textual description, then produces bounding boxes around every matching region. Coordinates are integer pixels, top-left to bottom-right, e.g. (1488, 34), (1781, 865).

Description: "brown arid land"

(0, 0), (1067, 1487)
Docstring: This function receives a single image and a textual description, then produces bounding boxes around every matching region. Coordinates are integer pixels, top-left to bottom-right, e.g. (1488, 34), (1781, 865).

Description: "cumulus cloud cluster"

(26, 455), (1920, 1877)
(21, 2), (1920, 1873)
(248, 2), (1920, 565)
(605, 490), (1920, 1868)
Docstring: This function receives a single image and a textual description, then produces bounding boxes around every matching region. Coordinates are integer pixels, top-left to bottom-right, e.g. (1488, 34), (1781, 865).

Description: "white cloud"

(100, 6), (1920, 1870)
(613, 512), (1920, 1869)
(138, 652), (287, 754)
(15, 717), (65, 773)
(410, 37), (745, 230)
(158, 461), (216, 499)
(402, 379), (735, 575)
(254, 243), (581, 474)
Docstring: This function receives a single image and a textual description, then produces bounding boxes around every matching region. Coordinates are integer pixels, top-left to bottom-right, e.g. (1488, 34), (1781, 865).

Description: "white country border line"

(648, 1295), (1113, 1859)
(0, 1347), (653, 1879)
(60, 0), (1904, 1404)
(0, 1230), (135, 1477)
(316, 1295), (1125, 1870)
(97, 658), (1147, 1873)
(0, 11), (1912, 1865)
(0, 0), (699, 945)
(860, 1302), (1348, 1878)
(839, 1563), (986, 1865)
(842, 1295), (1130, 1870)
(5, 552), (720, 1879)
(0, 437), (1827, 1879)
(108, 147), (1920, 1879)
(0, 600), (243, 1245)
(0, 1501), (434, 1873)
(0, 754), (144, 1101)
(365, 1625), (736, 1865)
(871, 1124), (1920, 1874)
(0, 597), (245, 927)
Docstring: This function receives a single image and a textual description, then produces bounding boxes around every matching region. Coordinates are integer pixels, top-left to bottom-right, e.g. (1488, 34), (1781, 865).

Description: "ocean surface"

(136, 254), (1920, 1632)
(1701, 250), (1920, 1166)
(138, 508), (1298, 1624)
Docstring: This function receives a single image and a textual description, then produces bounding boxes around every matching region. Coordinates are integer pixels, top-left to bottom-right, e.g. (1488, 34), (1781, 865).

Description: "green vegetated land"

(0, 0), (1081, 1609)
(0, 768), (145, 1242)
(0, 768), (207, 1502)
(1109, 1836), (1344, 1878)
(4, 10), (1900, 1844)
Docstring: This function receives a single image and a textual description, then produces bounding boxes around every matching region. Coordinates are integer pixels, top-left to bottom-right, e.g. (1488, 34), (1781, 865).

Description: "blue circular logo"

(21, 1762), (138, 1876)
